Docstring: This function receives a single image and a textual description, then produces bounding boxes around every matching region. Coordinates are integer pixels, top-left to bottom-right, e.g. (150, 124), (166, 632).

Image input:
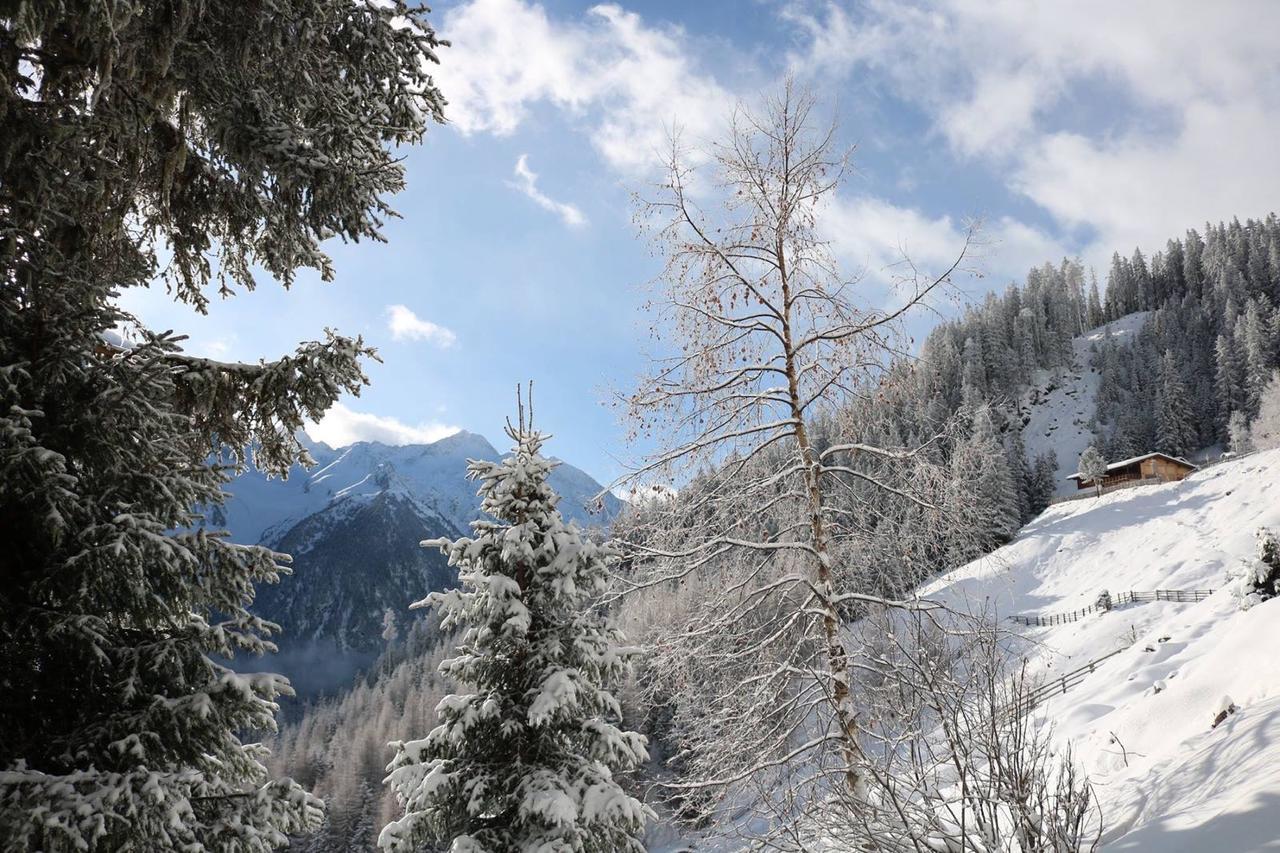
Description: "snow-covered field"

(1020, 312), (1149, 495)
(925, 448), (1280, 850)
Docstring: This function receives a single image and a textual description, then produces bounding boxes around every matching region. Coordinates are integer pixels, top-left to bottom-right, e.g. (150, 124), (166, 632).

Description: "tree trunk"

(778, 245), (865, 799)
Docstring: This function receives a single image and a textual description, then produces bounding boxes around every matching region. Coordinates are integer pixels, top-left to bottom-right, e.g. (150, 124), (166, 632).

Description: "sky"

(119, 0), (1280, 486)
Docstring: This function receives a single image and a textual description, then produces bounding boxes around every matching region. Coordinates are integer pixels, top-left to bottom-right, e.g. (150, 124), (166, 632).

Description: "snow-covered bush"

(1230, 527), (1280, 609)
(380, 419), (652, 851)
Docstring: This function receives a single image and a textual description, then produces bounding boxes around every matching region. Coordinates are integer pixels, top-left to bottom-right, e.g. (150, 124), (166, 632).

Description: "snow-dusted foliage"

(1078, 446), (1107, 494)
(1252, 372), (1280, 450)
(381, 423), (651, 852)
(0, 3), (444, 848)
(811, 616), (1101, 852)
(1230, 527), (1280, 609)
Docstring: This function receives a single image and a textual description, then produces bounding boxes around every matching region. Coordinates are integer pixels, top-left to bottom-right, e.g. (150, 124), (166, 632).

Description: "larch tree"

(616, 82), (976, 817)
(0, 2), (445, 849)
(381, 408), (652, 852)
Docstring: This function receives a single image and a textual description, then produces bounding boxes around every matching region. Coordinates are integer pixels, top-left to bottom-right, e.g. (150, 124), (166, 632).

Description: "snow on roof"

(1066, 451), (1199, 480)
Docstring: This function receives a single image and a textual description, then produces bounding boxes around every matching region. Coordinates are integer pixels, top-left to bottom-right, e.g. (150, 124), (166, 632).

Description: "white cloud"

(305, 402), (459, 448)
(820, 195), (1071, 291)
(386, 304), (457, 347)
(434, 0), (734, 173)
(509, 154), (587, 227)
(1015, 99), (1280, 269)
(787, 0), (1280, 264)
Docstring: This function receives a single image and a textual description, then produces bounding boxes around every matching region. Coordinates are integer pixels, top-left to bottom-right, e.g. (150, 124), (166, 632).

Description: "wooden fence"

(1012, 647), (1127, 716)
(1008, 588), (1216, 627)
(1049, 477), (1162, 506)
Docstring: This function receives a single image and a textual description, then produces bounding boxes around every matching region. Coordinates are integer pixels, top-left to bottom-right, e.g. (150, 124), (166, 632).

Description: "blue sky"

(120, 0), (1280, 485)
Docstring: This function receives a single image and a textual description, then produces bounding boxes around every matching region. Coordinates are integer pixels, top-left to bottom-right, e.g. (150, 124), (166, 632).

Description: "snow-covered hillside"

(925, 448), (1280, 850)
(1019, 312), (1149, 495)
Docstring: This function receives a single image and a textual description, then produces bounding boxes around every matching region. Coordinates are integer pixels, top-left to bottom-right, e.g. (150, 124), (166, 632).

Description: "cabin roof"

(1066, 451), (1199, 481)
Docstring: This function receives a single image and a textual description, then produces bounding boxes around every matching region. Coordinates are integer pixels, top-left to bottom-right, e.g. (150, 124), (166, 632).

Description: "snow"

(1021, 312), (1149, 495)
(220, 430), (621, 547)
(923, 448), (1280, 850)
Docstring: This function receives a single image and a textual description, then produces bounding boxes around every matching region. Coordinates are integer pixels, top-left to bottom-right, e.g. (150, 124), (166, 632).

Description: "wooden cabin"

(1067, 452), (1199, 492)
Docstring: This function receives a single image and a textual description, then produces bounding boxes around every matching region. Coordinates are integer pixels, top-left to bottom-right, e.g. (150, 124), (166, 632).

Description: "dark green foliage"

(0, 1), (445, 848)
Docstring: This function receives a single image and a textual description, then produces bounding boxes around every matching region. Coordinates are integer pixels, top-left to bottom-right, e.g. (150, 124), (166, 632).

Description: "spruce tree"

(381, 417), (651, 852)
(1155, 349), (1197, 457)
(1215, 333), (1245, 441)
(1, 3), (445, 848)
(1028, 450), (1059, 514)
(946, 407), (1021, 562)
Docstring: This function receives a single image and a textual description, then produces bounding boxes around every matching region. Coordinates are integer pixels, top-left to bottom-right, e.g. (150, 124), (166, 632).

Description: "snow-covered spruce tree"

(1, 3), (445, 849)
(1155, 349), (1197, 457)
(381, 419), (651, 852)
(1230, 527), (1280, 609)
(946, 406), (1021, 563)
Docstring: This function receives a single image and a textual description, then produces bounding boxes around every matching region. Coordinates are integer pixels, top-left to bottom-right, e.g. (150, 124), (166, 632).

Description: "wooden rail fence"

(1010, 647), (1128, 717)
(1008, 588), (1215, 627)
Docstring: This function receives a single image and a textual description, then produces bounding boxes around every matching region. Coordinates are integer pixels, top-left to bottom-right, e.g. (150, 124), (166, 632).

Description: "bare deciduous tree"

(612, 81), (978, 818)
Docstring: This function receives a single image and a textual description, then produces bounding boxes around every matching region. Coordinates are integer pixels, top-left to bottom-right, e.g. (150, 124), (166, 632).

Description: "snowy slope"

(923, 448), (1280, 850)
(1018, 312), (1148, 495)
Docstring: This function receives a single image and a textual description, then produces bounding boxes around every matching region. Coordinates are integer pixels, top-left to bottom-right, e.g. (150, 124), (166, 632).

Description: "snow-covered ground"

(1020, 312), (1149, 495)
(924, 448), (1280, 850)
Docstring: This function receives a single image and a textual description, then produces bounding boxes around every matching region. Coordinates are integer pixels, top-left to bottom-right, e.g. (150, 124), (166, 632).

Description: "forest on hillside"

(275, 201), (1280, 848)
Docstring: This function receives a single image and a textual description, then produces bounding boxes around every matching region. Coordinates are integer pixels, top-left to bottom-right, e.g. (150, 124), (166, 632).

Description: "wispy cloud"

(509, 155), (587, 228)
(305, 402), (459, 448)
(386, 304), (457, 347)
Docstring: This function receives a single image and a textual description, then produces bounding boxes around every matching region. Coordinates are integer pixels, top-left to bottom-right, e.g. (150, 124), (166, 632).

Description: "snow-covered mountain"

(221, 430), (620, 548)
(221, 430), (622, 674)
(924, 448), (1280, 849)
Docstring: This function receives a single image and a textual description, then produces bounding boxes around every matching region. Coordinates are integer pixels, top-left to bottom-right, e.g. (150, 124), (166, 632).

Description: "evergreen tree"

(0, 3), (445, 848)
(1028, 450), (1059, 515)
(1004, 419), (1032, 522)
(1230, 527), (1280, 609)
(1242, 301), (1277, 415)
(381, 419), (651, 852)
(1155, 349), (1197, 456)
(1087, 273), (1105, 329)
(946, 408), (1021, 562)
(1214, 333), (1245, 441)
